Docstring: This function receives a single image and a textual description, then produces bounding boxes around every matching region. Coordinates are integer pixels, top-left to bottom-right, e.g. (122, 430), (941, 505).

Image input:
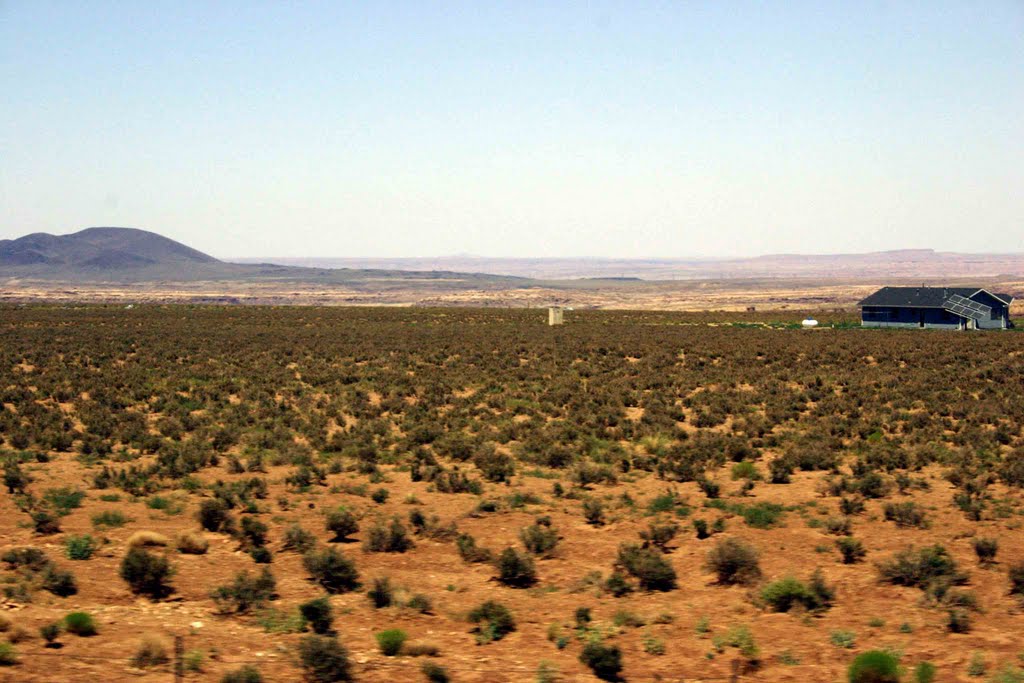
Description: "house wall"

(968, 292), (1010, 330)
(861, 306), (963, 329)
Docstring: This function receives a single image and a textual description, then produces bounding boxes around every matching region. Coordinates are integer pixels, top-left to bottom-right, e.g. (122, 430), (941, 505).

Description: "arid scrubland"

(1, 305), (1024, 682)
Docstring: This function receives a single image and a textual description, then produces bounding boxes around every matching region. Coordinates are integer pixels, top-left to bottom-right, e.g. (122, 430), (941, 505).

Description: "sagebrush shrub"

(221, 665), (262, 683)
(364, 518), (413, 553)
(120, 547), (173, 598)
(297, 635), (352, 682)
(198, 499), (232, 532)
(325, 508), (359, 541)
(520, 522), (560, 556)
(877, 545), (965, 591)
(468, 601), (515, 644)
(303, 548), (360, 594)
(580, 641), (623, 682)
(496, 548), (537, 588)
(615, 543), (676, 591)
(211, 569), (277, 614)
(836, 537), (866, 564)
(299, 597), (333, 634)
(705, 538), (761, 585)
(973, 538), (998, 564)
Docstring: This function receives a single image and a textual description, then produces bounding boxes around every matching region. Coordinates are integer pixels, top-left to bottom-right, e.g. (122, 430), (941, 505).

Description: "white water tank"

(802, 318), (819, 328)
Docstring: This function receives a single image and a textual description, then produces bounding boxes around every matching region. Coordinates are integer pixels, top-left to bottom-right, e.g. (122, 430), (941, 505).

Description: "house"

(859, 287), (1014, 330)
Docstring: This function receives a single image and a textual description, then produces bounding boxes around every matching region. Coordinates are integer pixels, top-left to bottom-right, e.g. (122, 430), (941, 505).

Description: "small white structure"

(548, 307), (564, 326)
(802, 318), (819, 328)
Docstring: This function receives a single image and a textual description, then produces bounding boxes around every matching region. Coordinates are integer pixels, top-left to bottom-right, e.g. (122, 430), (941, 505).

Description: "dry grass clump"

(132, 633), (170, 668)
(6, 626), (32, 644)
(175, 531), (209, 554)
(127, 531), (170, 549)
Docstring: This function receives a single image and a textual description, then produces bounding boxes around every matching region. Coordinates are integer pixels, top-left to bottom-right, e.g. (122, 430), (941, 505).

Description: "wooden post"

(174, 635), (184, 683)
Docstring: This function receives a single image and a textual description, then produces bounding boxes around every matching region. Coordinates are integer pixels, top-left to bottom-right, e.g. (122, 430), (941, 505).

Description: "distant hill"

(0, 227), (528, 287)
(0, 227), (219, 275)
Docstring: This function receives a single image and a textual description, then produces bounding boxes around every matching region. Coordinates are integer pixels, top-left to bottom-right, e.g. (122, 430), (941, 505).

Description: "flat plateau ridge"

(237, 249), (1024, 281)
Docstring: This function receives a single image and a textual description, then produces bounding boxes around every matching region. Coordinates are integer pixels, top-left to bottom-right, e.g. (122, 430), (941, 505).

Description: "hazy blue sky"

(3, 2), (1022, 258)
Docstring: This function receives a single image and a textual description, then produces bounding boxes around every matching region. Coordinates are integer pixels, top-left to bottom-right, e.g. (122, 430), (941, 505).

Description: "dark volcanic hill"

(0, 227), (528, 287)
(0, 227), (219, 274)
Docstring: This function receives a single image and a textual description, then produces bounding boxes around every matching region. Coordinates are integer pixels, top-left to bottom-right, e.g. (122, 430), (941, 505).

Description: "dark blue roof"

(858, 286), (1012, 308)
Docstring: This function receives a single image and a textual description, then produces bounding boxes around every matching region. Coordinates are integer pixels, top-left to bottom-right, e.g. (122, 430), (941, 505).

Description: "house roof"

(858, 286), (1013, 308)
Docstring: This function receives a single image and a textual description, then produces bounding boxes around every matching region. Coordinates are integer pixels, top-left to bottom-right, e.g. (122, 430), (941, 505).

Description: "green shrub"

(92, 510), (130, 529)
(65, 535), (97, 560)
(407, 593), (433, 614)
(211, 569), (277, 614)
(579, 641), (623, 681)
(615, 543), (677, 591)
(325, 507), (359, 541)
(830, 630), (856, 649)
(367, 577), (395, 608)
(299, 597), (333, 634)
(848, 650), (900, 683)
(2, 547), (49, 571)
(705, 537), (761, 585)
(303, 547), (360, 594)
(520, 522), (560, 556)
(371, 487), (390, 504)
(375, 629), (408, 656)
(973, 538), (998, 564)
(364, 518), (413, 553)
(468, 601), (515, 644)
(731, 461), (761, 481)
(421, 662), (450, 683)
(221, 666), (262, 683)
(1008, 562), (1024, 596)
(297, 635), (352, 682)
(761, 573), (833, 613)
(914, 661), (936, 683)
(119, 547), (173, 599)
(639, 522), (679, 552)
(947, 607), (971, 633)
(583, 498), (606, 526)
(837, 537), (866, 564)
(40, 564), (78, 597)
(40, 622), (61, 646)
(883, 502), (928, 528)
(495, 547), (537, 587)
(198, 499), (232, 532)
(693, 518), (710, 539)
(282, 524), (317, 553)
(44, 487), (85, 515)
(738, 502), (784, 529)
(64, 611), (97, 636)
(0, 642), (16, 666)
(877, 545), (965, 591)
(32, 509), (61, 535)
(239, 516), (268, 549)
(456, 533), (491, 563)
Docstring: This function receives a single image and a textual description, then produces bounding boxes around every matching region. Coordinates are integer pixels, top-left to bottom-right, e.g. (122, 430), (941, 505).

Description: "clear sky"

(2, 2), (1022, 259)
